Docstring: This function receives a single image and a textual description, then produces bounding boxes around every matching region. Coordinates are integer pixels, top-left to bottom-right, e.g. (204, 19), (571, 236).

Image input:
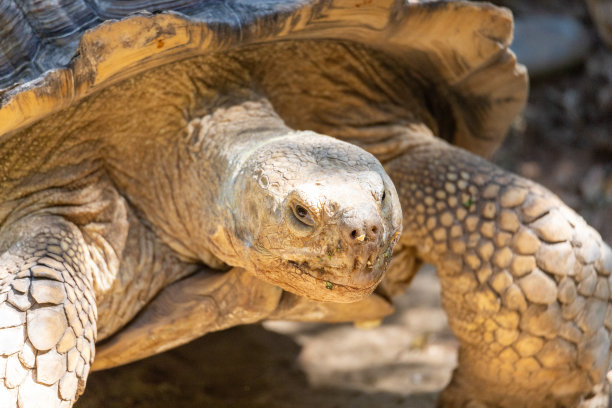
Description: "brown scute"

(0, 0), (526, 161)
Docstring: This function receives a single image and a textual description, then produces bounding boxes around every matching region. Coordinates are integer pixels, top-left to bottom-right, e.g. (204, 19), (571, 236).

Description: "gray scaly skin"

(385, 131), (612, 407)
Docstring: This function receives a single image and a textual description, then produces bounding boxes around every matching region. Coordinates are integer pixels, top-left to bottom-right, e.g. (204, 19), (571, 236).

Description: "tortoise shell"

(0, 0), (527, 160)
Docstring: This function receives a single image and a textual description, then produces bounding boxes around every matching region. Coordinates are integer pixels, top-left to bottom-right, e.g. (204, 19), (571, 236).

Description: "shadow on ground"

(79, 267), (451, 408)
(79, 325), (439, 408)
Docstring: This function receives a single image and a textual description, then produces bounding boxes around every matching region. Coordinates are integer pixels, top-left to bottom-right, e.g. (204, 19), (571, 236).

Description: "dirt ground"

(77, 2), (612, 407)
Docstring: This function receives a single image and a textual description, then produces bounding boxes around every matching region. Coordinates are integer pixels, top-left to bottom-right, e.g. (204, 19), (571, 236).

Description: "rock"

(513, 15), (591, 78)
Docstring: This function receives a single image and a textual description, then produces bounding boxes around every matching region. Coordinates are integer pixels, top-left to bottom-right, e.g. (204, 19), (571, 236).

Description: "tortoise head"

(230, 132), (402, 303)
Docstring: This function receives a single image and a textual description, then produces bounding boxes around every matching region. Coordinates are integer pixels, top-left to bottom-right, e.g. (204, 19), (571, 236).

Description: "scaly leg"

(385, 138), (612, 407)
(93, 267), (395, 370)
(92, 268), (283, 370)
(0, 216), (98, 408)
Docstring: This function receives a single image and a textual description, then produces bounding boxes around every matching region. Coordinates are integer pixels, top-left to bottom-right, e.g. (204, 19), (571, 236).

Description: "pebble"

(513, 15), (591, 78)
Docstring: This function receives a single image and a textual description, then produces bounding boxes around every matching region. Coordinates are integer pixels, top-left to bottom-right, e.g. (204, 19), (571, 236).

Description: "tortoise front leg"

(0, 215), (98, 408)
(385, 139), (612, 407)
(93, 267), (395, 370)
(92, 268), (283, 370)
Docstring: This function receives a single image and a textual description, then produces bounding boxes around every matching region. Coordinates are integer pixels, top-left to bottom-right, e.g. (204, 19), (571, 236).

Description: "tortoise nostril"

(351, 230), (358, 239)
(371, 226), (378, 234)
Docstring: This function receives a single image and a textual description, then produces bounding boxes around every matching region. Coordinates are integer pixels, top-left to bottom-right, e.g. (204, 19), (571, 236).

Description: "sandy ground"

(77, 1), (612, 407)
(79, 266), (454, 408)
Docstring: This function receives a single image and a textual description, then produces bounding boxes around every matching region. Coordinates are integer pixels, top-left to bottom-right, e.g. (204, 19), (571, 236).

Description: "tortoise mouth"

(251, 239), (395, 303)
(280, 259), (384, 303)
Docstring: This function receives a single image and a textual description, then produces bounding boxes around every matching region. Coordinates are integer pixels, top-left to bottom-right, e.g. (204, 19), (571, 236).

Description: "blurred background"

(78, 1), (612, 406)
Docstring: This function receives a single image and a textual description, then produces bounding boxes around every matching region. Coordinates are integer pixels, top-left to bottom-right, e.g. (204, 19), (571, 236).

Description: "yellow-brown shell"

(0, 0), (527, 158)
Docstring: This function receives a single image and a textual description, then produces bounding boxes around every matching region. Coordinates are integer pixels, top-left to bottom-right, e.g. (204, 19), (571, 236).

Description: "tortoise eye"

(296, 205), (308, 218)
(292, 203), (315, 227)
(381, 191), (386, 201)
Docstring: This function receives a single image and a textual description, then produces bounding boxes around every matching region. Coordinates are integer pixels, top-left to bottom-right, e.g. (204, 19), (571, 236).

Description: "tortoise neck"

(140, 97), (292, 267)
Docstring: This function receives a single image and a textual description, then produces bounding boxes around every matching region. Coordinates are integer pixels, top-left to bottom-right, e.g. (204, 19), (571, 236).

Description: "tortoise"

(0, 0), (611, 407)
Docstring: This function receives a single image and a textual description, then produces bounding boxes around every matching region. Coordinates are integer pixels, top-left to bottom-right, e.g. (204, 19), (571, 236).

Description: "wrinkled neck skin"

(187, 98), (296, 266)
(152, 97), (403, 302)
